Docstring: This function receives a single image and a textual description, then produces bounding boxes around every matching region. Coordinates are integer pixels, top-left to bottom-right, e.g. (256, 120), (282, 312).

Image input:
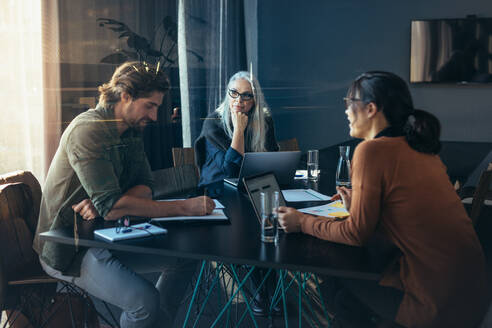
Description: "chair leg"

(62, 282), (120, 328)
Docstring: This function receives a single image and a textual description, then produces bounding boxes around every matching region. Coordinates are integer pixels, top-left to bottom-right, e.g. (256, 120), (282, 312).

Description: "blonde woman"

(195, 71), (279, 195)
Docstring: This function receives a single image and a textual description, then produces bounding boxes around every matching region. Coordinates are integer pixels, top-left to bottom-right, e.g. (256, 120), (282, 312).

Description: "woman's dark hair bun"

(404, 109), (441, 154)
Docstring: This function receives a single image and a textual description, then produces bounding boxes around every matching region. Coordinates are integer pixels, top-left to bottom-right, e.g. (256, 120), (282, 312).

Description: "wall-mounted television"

(410, 18), (492, 83)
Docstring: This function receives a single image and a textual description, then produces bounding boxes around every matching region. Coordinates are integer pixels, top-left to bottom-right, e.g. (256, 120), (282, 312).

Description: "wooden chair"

(0, 171), (41, 235)
(172, 147), (196, 167)
(278, 138), (300, 151)
(152, 165), (199, 199)
(0, 171), (108, 327)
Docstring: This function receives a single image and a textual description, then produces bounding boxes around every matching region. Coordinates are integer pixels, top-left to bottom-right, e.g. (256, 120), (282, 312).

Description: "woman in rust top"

(278, 71), (489, 327)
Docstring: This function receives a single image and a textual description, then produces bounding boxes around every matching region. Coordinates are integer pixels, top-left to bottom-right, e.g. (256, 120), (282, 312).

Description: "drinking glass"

(272, 191), (280, 244)
(260, 191), (278, 243)
(336, 146), (351, 187)
(307, 150), (319, 181)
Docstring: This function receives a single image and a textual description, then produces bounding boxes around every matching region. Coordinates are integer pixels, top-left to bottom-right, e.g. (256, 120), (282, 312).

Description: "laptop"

(224, 151), (301, 188)
(242, 172), (287, 224)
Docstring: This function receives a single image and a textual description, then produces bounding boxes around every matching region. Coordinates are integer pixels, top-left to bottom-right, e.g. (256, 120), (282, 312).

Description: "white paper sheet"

(157, 198), (225, 209)
(298, 201), (349, 218)
(151, 209), (228, 222)
(294, 170), (308, 179)
(281, 189), (331, 202)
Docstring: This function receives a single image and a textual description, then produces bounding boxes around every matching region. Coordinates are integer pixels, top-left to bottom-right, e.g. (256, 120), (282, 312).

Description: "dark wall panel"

(258, 0), (492, 150)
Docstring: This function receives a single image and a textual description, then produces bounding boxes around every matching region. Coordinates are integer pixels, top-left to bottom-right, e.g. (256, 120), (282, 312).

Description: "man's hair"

(98, 61), (170, 109)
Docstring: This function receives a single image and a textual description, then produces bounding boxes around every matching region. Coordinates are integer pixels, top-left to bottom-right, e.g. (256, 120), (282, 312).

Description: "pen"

(330, 194), (341, 201)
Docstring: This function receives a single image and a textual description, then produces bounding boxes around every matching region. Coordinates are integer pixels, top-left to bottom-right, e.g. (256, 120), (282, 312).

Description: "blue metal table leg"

(210, 265), (257, 328)
(191, 263), (224, 328)
(236, 268), (273, 326)
(228, 264), (259, 328)
(182, 260), (207, 328)
(299, 272), (303, 327)
(280, 269), (289, 328)
(300, 273), (320, 327)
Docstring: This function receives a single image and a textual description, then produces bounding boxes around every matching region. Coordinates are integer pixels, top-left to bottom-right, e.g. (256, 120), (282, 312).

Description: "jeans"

(41, 248), (198, 328)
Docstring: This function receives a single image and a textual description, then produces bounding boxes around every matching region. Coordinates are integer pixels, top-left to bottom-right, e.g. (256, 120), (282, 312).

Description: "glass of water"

(260, 191), (278, 243)
(307, 149), (319, 181)
(336, 146), (351, 187)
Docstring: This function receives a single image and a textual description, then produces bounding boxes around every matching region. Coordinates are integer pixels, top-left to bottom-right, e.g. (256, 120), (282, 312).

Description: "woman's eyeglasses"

(343, 97), (363, 109)
(228, 89), (254, 101)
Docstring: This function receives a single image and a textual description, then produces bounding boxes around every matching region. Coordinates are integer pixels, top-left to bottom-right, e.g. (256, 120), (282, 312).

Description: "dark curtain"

(180, 0), (248, 144)
(143, 89), (175, 170)
(143, 1), (180, 170)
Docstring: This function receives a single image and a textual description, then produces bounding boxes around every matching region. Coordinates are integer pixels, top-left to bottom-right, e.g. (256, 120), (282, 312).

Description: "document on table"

(281, 189), (331, 202)
(157, 198), (225, 209)
(294, 170), (307, 179)
(94, 223), (167, 242)
(151, 209), (228, 223)
(299, 200), (349, 219)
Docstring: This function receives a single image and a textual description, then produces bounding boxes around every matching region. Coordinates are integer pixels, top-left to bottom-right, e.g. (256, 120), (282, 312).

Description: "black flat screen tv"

(410, 18), (492, 83)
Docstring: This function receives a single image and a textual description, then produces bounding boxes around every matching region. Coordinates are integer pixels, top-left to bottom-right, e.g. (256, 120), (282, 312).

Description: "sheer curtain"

(178, 0), (248, 146)
(42, 0), (62, 181)
(0, 0), (45, 182)
(55, 0), (176, 170)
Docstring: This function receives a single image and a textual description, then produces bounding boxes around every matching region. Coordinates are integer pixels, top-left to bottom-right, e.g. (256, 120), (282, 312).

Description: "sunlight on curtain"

(0, 0), (45, 182)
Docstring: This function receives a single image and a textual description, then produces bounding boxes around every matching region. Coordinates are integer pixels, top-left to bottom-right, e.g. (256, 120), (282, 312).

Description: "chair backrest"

(278, 138), (300, 151)
(152, 165), (199, 199)
(0, 171), (41, 235)
(470, 162), (492, 226)
(0, 182), (40, 309)
(172, 147), (196, 167)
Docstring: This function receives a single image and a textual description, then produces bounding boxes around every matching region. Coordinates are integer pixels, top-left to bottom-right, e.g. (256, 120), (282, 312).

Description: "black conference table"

(39, 170), (387, 280)
(39, 169), (391, 327)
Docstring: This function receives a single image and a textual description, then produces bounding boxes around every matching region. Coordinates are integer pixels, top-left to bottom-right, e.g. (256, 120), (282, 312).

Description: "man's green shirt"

(34, 105), (154, 274)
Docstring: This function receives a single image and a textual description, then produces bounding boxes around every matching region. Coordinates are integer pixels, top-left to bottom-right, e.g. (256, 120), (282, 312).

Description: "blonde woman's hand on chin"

(277, 206), (304, 233)
(231, 109), (249, 133)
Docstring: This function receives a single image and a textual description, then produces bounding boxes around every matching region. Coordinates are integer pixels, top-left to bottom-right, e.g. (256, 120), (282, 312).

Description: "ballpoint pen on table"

(330, 193), (341, 201)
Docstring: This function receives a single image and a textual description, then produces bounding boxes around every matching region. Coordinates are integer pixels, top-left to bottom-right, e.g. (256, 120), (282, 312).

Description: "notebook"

(150, 209), (228, 223)
(94, 223), (167, 242)
(224, 151), (301, 188)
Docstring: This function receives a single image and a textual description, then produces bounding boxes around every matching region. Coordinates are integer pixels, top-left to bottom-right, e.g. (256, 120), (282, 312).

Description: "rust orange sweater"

(301, 137), (489, 327)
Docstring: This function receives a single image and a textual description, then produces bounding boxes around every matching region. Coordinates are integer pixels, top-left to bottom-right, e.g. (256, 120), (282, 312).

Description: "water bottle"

(336, 146), (351, 187)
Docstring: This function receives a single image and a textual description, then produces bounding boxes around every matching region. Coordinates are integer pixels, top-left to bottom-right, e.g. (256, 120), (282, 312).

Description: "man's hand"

(231, 110), (248, 133)
(336, 186), (352, 211)
(72, 199), (100, 220)
(278, 206), (304, 233)
(183, 196), (215, 216)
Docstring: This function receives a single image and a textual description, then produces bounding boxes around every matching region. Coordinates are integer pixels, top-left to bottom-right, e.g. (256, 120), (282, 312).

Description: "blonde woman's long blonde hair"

(216, 71), (270, 152)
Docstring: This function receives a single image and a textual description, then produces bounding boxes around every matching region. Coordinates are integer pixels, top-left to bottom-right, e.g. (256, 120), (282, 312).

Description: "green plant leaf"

(109, 26), (127, 32)
(146, 49), (164, 57)
(100, 52), (128, 64)
(118, 31), (132, 38)
(121, 50), (138, 59)
(187, 50), (204, 62)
